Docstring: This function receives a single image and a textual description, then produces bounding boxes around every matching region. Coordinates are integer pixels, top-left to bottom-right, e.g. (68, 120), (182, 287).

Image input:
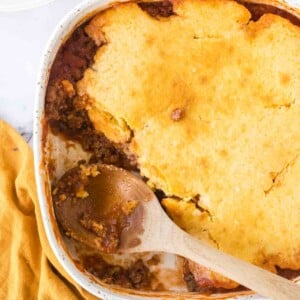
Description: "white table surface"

(0, 0), (82, 145)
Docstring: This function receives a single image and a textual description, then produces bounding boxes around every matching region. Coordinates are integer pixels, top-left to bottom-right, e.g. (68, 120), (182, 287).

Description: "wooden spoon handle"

(167, 228), (300, 300)
(135, 198), (300, 299)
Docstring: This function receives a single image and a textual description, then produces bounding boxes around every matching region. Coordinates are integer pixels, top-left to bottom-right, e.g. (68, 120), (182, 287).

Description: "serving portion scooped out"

(44, 0), (300, 295)
(53, 162), (300, 299)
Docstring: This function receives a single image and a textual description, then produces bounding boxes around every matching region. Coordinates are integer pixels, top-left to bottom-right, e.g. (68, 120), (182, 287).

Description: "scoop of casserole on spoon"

(54, 163), (300, 300)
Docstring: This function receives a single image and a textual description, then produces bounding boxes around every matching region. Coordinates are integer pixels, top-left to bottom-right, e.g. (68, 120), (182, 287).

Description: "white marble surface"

(0, 0), (81, 145)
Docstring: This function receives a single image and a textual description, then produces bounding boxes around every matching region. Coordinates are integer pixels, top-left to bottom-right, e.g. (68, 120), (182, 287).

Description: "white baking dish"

(33, 0), (300, 299)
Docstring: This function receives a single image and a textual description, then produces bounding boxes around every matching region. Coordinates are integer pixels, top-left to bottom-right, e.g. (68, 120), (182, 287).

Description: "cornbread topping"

(46, 0), (300, 293)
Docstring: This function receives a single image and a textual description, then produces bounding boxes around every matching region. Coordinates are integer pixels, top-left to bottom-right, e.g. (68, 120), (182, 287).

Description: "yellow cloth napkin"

(0, 120), (98, 300)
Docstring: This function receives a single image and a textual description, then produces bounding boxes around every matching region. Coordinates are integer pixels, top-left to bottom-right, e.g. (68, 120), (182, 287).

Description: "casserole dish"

(34, 0), (300, 299)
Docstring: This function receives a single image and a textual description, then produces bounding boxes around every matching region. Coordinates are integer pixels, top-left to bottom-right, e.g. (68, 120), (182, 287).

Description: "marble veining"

(17, 123), (34, 144)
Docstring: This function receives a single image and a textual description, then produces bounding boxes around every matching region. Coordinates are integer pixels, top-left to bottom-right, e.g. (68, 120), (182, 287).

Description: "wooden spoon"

(54, 164), (300, 300)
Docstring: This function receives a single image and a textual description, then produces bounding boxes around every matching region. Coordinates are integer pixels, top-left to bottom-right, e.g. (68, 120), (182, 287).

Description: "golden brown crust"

(78, 0), (300, 288)
(45, 0), (300, 291)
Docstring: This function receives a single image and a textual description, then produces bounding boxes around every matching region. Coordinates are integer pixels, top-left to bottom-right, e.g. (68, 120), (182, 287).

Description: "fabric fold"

(0, 120), (97, 300)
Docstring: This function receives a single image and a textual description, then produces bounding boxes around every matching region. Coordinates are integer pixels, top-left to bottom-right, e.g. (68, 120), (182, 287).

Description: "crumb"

(171, 108), (185, 121)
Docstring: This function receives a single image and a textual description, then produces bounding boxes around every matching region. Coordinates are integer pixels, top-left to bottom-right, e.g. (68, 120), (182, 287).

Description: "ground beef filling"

(49, 26), (97, 83)
(82, 256), (151, 289)
(45, 0), (300, 293)
(138, 0), (174, 18)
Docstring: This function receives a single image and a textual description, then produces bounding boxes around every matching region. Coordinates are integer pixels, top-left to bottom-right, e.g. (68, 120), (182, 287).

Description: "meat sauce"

(82, 255), (151, 289)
